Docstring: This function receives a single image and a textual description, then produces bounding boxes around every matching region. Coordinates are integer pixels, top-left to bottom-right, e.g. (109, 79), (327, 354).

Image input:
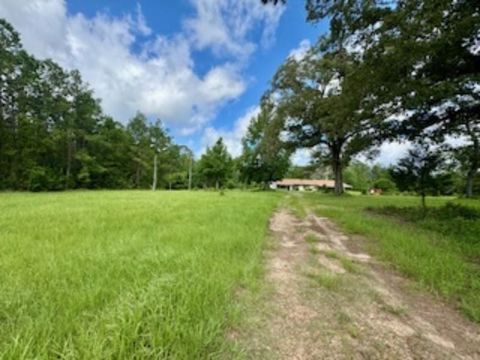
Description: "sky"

(0, 0), (408, 164)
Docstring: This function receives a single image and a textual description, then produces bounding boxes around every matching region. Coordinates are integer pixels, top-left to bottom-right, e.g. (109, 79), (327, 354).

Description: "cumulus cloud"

(291, 148), (313, 166)
(290, 142), (411, 167)
(288, 39), (311, 61)
(0, 0), (283, 130)
(373, 142), (410, 166)
(338, 140), (409, 167)
(201, 106), (261, 157)
(185, 0), (284, 60)
(134, 3), (152, 36)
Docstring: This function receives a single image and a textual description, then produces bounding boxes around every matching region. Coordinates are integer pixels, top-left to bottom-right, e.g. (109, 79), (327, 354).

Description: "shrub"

(373, 178), (397, 193)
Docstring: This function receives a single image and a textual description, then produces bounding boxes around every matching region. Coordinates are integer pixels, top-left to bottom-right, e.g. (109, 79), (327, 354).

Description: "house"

(271, 178), (353, 191)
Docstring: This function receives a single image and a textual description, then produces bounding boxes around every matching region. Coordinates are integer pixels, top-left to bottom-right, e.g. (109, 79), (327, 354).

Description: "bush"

(28, 167), (64, 192)
(373, 178), (397, 193)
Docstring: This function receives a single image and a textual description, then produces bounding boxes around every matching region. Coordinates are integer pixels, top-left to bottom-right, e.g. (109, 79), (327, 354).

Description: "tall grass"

(0, 191), (281, 359)
(301, 193), (480, 322)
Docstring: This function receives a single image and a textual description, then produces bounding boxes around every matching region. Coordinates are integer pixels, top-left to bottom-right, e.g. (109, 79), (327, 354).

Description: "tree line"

(257, 0), (479, 197)
(2, 0), (479, 198)
(0, 19), (247, 192)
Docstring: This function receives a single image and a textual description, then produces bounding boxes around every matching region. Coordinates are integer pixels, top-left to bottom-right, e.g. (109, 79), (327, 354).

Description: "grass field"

(295, 193), (480, 322)
(2, 190), (479, 358)
(0, 191), (281, 359)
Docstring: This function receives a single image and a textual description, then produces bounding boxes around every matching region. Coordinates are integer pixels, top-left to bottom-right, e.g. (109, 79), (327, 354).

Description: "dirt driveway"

(233, 208), (480, 359)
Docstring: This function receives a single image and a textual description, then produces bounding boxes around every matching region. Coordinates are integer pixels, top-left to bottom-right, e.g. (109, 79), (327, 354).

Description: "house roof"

(274, 178), (352, 189)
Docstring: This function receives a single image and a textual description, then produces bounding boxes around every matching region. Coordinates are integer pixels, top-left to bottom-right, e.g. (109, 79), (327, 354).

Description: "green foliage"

(0, 20), (195, 191)
(264, 0), (479, 196)
(306, 271), (343, 291)
(27, 166), (63, 192)
(454, 145), (480, 197)
(343, 160), (398, 193)
(267, 34), (382, 194)
(239, 105), (290, 187)
(198, 138), (233, 189)
(373, 178), (397, 193)
(344, 160), (372, 192)
(392, 144), (453, 207)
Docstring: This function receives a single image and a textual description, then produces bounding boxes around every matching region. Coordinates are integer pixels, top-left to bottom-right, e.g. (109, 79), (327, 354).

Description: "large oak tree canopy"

(262, 0), (480, 196)
(266, 42), (381, 194)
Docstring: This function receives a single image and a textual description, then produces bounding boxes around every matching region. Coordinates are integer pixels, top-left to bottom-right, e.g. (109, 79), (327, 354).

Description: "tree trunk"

(216, 179), (219, 190)
(263, 181), (269, 190)
(152, 153), (158, 191)
(465, 121), (479, 198)
(188, 157), (192, 190)
(465, 148), (479, 198)
(331, 147), (344, 196)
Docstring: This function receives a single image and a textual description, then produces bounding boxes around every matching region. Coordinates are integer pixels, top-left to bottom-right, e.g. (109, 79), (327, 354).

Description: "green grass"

(368, 203), (480, 261)
(305, 233), (319, 244)
(338, 257), (361, 274)
(322, 251), (360, 274)
(298, 193), (480, 322)
(305, 271), (343, 291)
(380, 303), (408, 317)
(0, 190), (281, 359)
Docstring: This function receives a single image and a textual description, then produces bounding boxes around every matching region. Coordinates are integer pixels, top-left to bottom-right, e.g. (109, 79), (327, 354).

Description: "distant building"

(369, 188), (384, 195)
(271, 178), (353, 191)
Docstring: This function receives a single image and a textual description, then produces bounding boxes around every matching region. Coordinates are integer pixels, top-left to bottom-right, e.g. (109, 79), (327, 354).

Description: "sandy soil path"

(236, 208), (480, 359)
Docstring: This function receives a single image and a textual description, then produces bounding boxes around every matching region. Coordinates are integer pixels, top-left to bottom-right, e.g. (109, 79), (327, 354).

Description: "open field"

(1, 190), (479, 359)
(0, 191), (281, 359)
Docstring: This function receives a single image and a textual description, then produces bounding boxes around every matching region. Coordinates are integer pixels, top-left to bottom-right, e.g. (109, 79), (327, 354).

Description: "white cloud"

(291, 148), (313, 166)
(288, 39), (311, 61)
(0, 0), (283, 130)
(201, 106), (260, 157)
(365, 141), (410, 166)
(291, 142), (410, 168)
(134, 3), (152, 36)
(185, 0), (284, 60)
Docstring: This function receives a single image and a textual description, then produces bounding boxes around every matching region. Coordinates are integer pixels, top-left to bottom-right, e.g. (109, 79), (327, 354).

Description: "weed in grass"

(323, 251), (361, 274)
(336, 312), (359, 339)
(381, 303), (408, 317)
(339, 257), (361, 274)
(371, 290), (408, 316)
(306, 271), (342, 291)
(308, 246), (321, 255)
(305, 234), (319, 244)
(345, 324), (360, 339)
(336, 311), (352, 325)
(284, 194), (308, 219)
(324, 250), (340, 259)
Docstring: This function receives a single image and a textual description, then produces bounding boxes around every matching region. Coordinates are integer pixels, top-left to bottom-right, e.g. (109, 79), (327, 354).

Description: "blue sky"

(0, 0), (326, 159)
(0, 0), (410, 164)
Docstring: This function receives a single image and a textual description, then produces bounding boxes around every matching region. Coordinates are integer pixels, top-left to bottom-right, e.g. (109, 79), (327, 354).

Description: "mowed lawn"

(0, 191), (281, 359)
(296, 193), (480, 322)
